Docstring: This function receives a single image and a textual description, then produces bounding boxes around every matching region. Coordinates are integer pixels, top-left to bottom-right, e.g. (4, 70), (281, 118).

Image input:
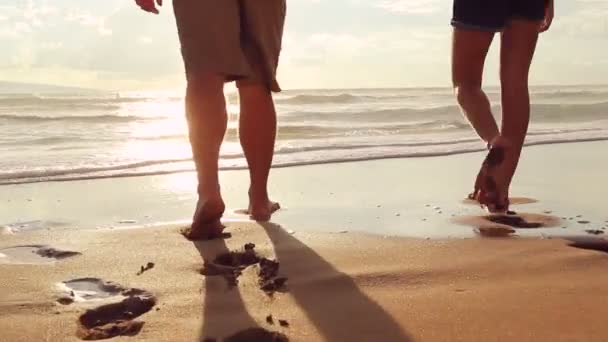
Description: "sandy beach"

(1, 141), (608, 341)
(1, 0), (606, 339)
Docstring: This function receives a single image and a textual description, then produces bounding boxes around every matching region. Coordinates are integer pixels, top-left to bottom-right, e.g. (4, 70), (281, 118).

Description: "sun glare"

(112, 91), (244, 191)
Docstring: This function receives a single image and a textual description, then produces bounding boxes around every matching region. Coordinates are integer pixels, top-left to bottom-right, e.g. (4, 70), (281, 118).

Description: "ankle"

(198, 183), (221, 197)
(488, 135), (512, 148)
(248, 188), (269, 201)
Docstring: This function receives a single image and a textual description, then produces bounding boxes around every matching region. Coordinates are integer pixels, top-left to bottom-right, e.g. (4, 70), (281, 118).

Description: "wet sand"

(1, 223), (608, 341)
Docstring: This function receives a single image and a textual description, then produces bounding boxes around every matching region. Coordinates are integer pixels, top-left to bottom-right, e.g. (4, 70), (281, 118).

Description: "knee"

(500, 76), (529, 96)
(236, 80), (273, 110)
(453, 83), (482, 105)
(184, 73), (226, 118)
(236, 79), (271, 97)
(186, 72), (224, 96)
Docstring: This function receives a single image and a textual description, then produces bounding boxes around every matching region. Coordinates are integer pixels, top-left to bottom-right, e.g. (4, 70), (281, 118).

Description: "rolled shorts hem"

(451, 20), (502, 32)
(184, 69), (282, 93)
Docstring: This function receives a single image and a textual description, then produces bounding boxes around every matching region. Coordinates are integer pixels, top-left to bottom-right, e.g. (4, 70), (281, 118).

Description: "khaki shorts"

(173, 0), (286, 92)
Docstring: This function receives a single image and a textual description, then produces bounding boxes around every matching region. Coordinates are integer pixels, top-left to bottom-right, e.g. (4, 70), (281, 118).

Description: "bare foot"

(474, 136), (512, 213)
(184, 197), (226, 240)
(248, 196), (280, 222)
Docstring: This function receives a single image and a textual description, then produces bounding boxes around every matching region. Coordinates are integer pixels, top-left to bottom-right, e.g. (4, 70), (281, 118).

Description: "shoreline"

(3, 137), (608, 187)
(2, 140), (607, 239)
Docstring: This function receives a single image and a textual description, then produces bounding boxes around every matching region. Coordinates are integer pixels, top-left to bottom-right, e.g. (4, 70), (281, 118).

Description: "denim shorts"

(451, 0), (546, 32)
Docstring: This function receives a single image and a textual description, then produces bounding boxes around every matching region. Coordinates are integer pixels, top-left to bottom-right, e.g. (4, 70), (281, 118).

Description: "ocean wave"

(123, 120), (471, 142)
(275, 120), (469, 137)
(0, 139), (480, 182)
(0, 158), (194, 182)
(0, 94), (172, 106)
(531, 89), (608, 100)
(3, 134), (608, 186)
(275, 93), (378, 105)
(283, 106), (462, 122)
(4, 102), (604, 126)
(3, 86), (608, 186)
(273, 138), (482, 154)
(274, 89), (608, 105)
(531, 102), (608, 121)
(0, 94), (184, 114)
(3, 88), (608, 108)
(0, 135), (125, 147)
(0, 113), (165, 123)
(1, 136), (90, 146)
(282, 101), (608, 123)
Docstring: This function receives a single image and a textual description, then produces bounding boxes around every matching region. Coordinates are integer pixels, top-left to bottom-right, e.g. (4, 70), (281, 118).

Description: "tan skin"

(136, 0), (280, 238)
(452, 0), (555, 212)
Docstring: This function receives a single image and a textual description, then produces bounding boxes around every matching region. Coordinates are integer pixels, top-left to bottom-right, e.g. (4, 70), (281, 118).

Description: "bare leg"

(237, 82), (280, 221)
(452, 28), (500, 144)
(497, 20), (540, 194)
(452, 28), (505, 204)
(186, 74), (227, 239)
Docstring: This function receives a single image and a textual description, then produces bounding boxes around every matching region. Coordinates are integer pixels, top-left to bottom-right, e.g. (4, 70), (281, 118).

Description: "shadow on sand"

(260, 222), (412, 341)
(193, 237), (260, 341)
(192, 222), (411, 341)
(566, 236), (608, 254)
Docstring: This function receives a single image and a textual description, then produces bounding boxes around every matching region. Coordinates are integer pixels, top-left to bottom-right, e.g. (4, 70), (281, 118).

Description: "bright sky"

(1, 0), (607, 90)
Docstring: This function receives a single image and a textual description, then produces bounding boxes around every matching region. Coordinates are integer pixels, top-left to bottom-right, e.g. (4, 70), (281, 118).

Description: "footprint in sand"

(452, 213), (562, 237)
(0, 245), (80, 264)
(204, 328), (289, 342)
(223, 328), (289, 342)
(1, 220), (66, 234)
(474, 226), (516, 237)
(57, 278), (125, 303)
(462, 197), (538, 206)
(58, 278), (156, 340)
(485, 215), (544, 228)
(200, 243), (287, 295)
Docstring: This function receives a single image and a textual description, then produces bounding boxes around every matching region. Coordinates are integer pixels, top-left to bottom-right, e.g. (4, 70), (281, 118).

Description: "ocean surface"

(2, 85), (608, 185)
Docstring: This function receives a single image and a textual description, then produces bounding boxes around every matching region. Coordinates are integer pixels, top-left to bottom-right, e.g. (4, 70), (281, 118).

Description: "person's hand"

(539, 0), (554, 32)
(135, 0), (162, 14)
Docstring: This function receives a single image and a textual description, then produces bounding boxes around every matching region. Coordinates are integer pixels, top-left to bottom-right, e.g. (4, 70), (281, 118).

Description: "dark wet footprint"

(485, 215), (543, 228)
(200, 243), (261, 288)
(72, 282), (156, 340)
(180, 226), (231, 241)
(200, 243), (288, 294)
(0, 245), (80, 264)
(475, 226), (516, 238)
(223, 328), (289, 342)
(462, 197), (538, 207)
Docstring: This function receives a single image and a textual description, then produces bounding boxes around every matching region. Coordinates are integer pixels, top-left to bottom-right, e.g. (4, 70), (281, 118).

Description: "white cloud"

(98, 27), (112, 36)
(309, 33), (369, 52)
(0, 21), (33, 38)
(549, 3), (608, 37)
(40, 41), (63, 49)
(67, 11), (112, 36)
(1, 0), (607, 89)
(376, 0), (440, 14)
(0, 1), (58, 38)
(0, 4), (21, 21)
(23, 1), (57, 27)
(138, 36), (153, 44)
